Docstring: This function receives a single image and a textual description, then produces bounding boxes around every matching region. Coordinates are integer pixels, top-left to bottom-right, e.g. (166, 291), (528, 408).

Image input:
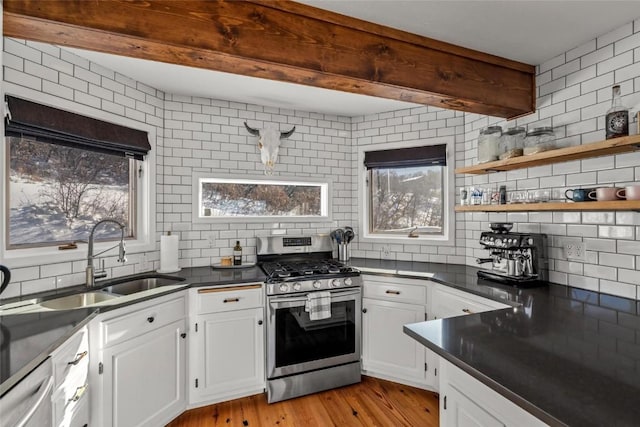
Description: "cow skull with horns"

(244, 122), (296, 174)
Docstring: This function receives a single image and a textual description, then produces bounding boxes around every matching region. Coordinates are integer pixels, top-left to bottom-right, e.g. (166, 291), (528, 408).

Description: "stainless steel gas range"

(257, 235), (362, 403)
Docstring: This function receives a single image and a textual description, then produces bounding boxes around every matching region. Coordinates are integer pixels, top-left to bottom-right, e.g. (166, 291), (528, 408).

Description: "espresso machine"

(476, 223), (548, 287)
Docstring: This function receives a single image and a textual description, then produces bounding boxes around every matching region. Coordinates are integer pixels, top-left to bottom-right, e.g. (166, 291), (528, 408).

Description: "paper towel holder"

(157, 231), (182, 274)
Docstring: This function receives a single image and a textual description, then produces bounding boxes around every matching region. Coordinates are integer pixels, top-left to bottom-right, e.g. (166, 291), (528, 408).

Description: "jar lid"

(526, 127), (555, 136)
(503, 126), (526, 135)
(480, 126), (502, 135)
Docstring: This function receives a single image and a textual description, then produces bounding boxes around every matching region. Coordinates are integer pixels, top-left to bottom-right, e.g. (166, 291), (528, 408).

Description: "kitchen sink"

(39, 291), (120, 310)
(98, 273), (186, 296)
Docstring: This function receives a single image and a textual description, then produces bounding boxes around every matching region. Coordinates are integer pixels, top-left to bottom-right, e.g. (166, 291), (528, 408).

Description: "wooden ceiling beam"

(3, 0), (536, 118)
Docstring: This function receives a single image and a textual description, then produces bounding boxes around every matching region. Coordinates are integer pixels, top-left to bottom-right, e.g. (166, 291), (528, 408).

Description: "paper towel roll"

(158, 234), (181, 273)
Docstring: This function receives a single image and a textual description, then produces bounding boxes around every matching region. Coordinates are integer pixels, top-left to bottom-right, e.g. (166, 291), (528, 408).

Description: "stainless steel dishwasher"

(0, 357), (53, 427)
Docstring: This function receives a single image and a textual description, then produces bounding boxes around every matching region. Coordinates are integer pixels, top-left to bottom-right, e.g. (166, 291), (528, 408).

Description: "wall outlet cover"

(565, 242), (586, 261)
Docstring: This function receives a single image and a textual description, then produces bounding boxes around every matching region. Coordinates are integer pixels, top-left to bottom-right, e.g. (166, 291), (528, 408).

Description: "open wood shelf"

(455, 134), (640, 175)
(455, 200), (640, 212)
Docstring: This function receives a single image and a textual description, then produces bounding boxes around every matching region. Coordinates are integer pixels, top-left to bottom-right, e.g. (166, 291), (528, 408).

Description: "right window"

(365, 144), (447, 237)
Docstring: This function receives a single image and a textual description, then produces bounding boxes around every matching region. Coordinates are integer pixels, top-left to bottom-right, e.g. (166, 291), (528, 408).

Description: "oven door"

(267, 287), (361, 379)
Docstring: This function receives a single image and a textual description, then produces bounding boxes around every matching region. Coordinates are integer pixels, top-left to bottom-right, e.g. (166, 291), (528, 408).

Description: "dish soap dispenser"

(233, 241), (242, 266)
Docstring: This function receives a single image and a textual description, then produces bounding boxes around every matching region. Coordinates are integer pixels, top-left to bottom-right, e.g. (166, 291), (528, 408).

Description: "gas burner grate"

(259, 258), (354, 280)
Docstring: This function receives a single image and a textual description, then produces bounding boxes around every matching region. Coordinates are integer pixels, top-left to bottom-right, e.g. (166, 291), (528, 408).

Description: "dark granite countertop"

(361, 258), (640, 427)
(0, 308), (97, 396)
(0, 265), (266, 396)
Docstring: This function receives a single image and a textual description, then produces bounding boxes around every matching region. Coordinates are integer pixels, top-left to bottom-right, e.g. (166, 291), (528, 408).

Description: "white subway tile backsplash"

(599, 226), (635, 240)
(597, 22), (633, 49)
(600, 252), (636, 269)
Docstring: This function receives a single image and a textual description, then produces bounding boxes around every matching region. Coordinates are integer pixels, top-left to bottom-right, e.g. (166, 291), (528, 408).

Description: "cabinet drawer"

(363, 280), (425, 304)
(101, 295), (185, 347)
(52, 326), (88, 389)
(197, 284), (263, 314)
(52, 379), (88, 427)
(432, 287), (508, 319)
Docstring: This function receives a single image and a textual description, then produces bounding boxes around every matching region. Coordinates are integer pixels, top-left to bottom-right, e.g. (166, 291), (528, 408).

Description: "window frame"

(192, 173), (332, 223)
(357, 137), (455, 244)
(1, 86), (156, 268)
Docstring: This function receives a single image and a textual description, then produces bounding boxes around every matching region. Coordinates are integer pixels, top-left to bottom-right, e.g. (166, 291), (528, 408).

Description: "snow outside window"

(7, 136), (137, 248)
(193, 176), (330, 223)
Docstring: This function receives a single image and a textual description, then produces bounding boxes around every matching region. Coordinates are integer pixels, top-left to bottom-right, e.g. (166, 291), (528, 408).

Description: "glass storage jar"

(524, 127), (556, 155)
(477, 126), (502, 163)
(499, 127), (525, 160)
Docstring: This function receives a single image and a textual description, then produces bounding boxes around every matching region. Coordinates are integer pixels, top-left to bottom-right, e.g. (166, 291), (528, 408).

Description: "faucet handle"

(118, 241), (126, 263)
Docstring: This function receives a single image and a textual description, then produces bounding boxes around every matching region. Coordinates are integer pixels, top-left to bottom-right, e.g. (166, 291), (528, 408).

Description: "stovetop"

(259, 258), (360, 283)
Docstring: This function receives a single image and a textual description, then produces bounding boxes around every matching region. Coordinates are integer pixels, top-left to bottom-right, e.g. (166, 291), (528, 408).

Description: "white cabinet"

(189, 285), (265, 407)
(439, 359), (547, 427)
(90, 292), (187, 427)
(361, 275), (435, 390)
(362, 298), (426, 386)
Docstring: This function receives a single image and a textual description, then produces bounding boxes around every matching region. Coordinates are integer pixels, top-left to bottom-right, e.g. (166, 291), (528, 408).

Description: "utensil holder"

(338, 243), (349, 262)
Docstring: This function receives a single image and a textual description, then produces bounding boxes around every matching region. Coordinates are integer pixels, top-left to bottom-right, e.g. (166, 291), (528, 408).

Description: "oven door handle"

(269, 288), (360, 304)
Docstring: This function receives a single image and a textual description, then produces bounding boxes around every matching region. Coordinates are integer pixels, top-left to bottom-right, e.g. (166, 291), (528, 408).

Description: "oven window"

(275, 300), (356, 368)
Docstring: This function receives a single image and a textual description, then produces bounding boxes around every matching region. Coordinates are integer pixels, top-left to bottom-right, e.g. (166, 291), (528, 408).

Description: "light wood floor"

(167, 376), (439, 427)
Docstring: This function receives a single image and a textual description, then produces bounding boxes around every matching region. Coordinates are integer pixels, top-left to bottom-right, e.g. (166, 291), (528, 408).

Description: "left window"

(3, 95), (151, 250)
(7, 136), (136, 248)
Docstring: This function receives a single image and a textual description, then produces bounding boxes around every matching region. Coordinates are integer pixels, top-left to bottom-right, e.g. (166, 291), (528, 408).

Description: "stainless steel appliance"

(257, 235), (362, 403)
(476, 223), (548, 287)
(0, 358), (53, 427)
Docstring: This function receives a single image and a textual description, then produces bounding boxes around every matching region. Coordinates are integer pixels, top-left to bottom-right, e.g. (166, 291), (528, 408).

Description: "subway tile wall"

(160, 94), (352, 267)
(348, 108), (469, 265)
(461, 21), (640, 299)
(2, 38), (165, 298)
(2, 16), (640, 299)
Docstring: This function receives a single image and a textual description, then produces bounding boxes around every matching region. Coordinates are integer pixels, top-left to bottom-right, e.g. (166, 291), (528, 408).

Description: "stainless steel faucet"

(86, 219), (127, 288)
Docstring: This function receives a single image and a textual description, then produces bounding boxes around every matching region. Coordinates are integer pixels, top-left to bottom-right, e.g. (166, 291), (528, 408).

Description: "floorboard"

(167, 376), (439, 427)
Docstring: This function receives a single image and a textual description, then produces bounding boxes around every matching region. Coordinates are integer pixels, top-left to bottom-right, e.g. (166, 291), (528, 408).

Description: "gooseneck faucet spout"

(86, 219), (127, 288)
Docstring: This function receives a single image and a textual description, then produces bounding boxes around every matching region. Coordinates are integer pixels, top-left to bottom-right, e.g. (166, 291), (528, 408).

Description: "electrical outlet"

(381, 245), (392, 259)
(565, 241), (586, 261)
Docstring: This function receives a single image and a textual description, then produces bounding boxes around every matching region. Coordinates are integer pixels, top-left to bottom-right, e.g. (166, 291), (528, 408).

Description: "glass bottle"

(605, 85), (629, 139)
(233, 240), (242, 266)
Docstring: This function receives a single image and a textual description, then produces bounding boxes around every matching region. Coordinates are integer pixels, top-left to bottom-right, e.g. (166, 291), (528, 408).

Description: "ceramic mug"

(592, 187), (622, 201)
(565, 188), (596, 202)
(617, 185), (640, 201)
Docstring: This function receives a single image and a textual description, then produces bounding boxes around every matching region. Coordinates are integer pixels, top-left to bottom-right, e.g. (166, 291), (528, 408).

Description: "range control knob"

(527, 238), (534, 245)
(312, 280), (322, 289)
(279, 283), (289, 293)
(331, 279), (341, 287)
(495, 238), (502, 247)
(344, 277), (353, 286)
(293, 282), (302, 291)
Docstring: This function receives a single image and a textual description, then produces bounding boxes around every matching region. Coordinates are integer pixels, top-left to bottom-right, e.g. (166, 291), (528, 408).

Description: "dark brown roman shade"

(364, 144), (447, 169)
(5, 95), (150, 160)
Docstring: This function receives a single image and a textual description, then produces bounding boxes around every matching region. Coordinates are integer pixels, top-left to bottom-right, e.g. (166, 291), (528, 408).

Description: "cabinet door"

(192, 307), (264, 403)
(362, 298), (426, 384)
(101, 319), (186, 427)
(441, 384), (506, 427)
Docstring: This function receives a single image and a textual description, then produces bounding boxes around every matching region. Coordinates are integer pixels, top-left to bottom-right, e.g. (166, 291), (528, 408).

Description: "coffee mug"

(565, 188), (596, 202)
(593, 187), (622, 201)
(617, 185), (640, 201)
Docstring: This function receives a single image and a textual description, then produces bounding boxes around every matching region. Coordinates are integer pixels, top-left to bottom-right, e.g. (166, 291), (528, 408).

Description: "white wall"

(2, 16), (640, 299)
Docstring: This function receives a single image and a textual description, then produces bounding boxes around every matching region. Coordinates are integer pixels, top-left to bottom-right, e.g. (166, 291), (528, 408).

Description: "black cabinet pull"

(258, 320), (263, 325)
(362, 308), (367, 313)
(223, 298), (240, 303)
(147, 316), (155, 323)
(181, 333), (187, 339)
